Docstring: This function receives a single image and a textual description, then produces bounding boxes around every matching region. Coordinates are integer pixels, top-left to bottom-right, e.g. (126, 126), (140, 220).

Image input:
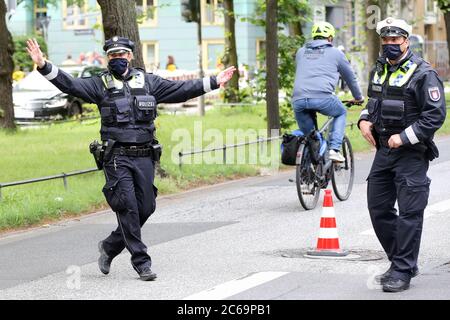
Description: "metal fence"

(0, 168), (99, 201)
(178, 135), (282, 169)
(0, 122), (357, 200)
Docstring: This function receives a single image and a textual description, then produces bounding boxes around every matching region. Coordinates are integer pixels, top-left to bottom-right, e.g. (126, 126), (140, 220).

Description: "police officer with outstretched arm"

(26, 36), (236, 281)
(358, 18), (446, 292)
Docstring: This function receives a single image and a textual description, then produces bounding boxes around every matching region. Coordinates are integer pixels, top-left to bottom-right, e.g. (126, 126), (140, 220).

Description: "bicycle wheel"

(296, 143), (320, 210)
(331, 135), (354, 201)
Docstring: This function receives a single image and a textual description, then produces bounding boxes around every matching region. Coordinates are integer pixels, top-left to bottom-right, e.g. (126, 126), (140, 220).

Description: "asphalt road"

(1, 137), (450, 300)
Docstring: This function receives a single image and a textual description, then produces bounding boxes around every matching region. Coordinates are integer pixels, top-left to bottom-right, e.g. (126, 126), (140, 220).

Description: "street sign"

(74, 29), (95, 36)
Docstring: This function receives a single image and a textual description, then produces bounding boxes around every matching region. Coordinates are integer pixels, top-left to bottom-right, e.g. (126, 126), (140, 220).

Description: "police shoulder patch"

(428, 87), (441, 102)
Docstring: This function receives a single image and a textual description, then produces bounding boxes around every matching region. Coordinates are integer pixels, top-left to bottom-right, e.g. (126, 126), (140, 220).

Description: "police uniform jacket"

(358, 50), (446, 158)
(37, 62), (219, 144)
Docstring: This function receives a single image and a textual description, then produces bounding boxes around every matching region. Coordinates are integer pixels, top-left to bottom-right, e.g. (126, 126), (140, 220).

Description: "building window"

(62, 0), (88, 29)
(424, 0), (438, 24)
(136, 0), (157, 27)
(256, 39), (266, 69)
(202, 0), (223, 26)
(34, 0), (49, 34)
(202, 40), (225, 70)
(142, 41), (159, 71)
(426, 0), (436, 13)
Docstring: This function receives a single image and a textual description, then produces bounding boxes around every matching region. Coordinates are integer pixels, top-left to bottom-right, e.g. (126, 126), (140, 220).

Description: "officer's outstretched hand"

(388, 134), (403, 149)
(359, 120), (376, 147)
(216, 66), (237, 88)
(26, 38), (46, 69)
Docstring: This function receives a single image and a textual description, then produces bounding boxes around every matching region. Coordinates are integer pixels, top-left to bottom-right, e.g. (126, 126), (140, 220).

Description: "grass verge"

(1, 94), (449, 232)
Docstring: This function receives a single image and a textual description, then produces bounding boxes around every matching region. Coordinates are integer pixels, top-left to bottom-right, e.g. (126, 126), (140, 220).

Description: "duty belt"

(378, 135), (428, 152)
(378, 136), (390, 148)
(112, 145), (153, 157)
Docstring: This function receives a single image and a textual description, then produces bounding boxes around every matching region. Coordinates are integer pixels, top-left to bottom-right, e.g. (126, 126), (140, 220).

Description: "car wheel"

(67, 102), (82, 118)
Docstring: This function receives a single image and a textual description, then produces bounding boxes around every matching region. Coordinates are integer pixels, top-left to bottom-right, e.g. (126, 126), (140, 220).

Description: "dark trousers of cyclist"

(367, 145), (430, 282)
(101, 154), (157, 274)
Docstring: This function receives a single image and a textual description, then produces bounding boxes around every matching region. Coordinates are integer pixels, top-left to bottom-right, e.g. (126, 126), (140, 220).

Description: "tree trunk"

(288, 22), (303, 38)
(265, 0), (280, 136)
(365, 0), (389, 67)
(222, 0), (239, 103)
(0, 1), (16, 130)
(97, 0), (144, 69)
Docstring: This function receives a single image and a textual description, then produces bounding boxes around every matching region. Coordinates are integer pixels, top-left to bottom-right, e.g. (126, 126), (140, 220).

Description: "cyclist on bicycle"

(292, 21), (364, 162)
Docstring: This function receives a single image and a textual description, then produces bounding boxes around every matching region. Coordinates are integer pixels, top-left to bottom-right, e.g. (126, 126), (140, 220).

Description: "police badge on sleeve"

(428, 87), (441, 102)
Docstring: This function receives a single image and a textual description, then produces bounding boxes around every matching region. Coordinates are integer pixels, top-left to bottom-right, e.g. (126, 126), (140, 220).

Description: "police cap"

(376, 17), (412, 38)
(103, 36), (135, 54)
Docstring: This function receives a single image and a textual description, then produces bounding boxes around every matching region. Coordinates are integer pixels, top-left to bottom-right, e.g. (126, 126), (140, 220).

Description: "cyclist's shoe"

(329, 150), (345, 162)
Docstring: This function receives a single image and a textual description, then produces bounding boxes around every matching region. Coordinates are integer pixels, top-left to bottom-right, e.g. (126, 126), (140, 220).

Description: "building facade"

(6, 0), (265, 72)
(310, 0), (449, 84)
(5, 0), (448, 79)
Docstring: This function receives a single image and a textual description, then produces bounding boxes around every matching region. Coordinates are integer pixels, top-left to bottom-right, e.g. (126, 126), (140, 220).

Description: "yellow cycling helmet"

(311, 21), (336, 39)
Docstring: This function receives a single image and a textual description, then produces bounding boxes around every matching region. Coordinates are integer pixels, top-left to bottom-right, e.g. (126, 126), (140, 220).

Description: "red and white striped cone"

(306, 189), (348, 257)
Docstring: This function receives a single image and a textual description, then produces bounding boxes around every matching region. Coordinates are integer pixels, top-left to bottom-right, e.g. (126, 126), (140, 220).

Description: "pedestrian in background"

(165, 55), (177, 71)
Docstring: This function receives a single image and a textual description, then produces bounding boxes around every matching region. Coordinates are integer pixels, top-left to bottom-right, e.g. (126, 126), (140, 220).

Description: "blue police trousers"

(101, 154), (158, 274)
(367, 146), (430, 282)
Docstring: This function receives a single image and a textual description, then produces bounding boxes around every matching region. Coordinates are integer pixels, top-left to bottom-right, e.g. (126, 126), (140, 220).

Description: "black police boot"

(98, 241), (113, 275)
(374, 265), (419, 285)
(139, 267), (157, 281)
(374, 266), (394, 285)
(382, 278), (410, 292)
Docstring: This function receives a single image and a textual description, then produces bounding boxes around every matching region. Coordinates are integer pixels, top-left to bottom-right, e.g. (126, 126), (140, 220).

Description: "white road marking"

(183, 271), (289, 300)
(360, 198), (450, 236)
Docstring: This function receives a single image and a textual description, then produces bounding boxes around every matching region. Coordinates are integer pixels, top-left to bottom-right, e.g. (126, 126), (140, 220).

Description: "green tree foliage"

(13, 34), (48, 72)
(437, 0), (449, 11)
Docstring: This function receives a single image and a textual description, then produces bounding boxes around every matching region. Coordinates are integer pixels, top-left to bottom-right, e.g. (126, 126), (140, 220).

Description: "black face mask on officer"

(108, 58), (129, 76)
(382, 40), (407, 61)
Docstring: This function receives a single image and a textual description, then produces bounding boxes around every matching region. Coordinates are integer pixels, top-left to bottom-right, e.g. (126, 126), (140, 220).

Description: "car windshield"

(14, 70), (59, 92)
(14, 66), (106, 92)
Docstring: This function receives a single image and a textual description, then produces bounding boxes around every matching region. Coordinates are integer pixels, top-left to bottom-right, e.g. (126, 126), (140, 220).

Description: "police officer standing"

(358, 18), (446, 292)
(26, 36), (236, 281)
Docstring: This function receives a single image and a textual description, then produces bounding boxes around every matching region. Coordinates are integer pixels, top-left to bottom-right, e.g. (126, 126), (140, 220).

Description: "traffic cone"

(306, 189), (348, 257)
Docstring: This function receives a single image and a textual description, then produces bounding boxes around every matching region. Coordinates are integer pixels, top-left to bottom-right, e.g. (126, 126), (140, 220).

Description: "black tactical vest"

(98, 69), (157, 144)
(367, 54), (428, 137)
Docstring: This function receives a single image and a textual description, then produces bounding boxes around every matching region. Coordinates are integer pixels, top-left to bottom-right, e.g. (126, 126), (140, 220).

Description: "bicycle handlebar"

(342, 100), (364, 108)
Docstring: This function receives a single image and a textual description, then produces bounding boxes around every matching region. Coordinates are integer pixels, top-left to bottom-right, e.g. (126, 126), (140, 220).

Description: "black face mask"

(382, 43), (404, 60)
(108, 58), (129, 76)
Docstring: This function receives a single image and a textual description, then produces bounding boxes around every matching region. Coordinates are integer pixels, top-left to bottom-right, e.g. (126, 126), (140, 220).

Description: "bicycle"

(295, 100), (361, 210)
